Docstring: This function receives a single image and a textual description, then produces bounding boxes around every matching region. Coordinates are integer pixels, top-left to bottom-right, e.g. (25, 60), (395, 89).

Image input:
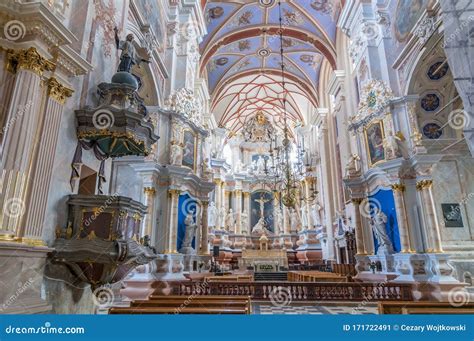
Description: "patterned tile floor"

(252, 302), (378, 315)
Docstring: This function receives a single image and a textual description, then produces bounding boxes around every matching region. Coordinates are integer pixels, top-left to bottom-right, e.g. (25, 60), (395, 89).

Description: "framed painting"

(182, 130), (197, 171)
(364, 121), (385, 167)
(441, 203), (464, 228)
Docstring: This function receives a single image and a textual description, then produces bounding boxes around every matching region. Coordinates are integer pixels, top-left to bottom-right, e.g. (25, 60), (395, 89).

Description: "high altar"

(239, 249), (288, 271)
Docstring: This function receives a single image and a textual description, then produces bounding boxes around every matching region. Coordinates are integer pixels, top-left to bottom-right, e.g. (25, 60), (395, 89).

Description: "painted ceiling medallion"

(258, 0), (275, 8)
(423, 122), (443, 139)
(257, 48), (271, 57)
(421, 93), (440, 112)
(427, 62), (449, 80)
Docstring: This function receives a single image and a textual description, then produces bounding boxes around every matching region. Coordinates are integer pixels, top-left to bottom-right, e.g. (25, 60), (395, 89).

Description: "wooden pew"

(109, 306), (247, 314)
(378, 301), (474, 314)
(109, 295), (252, 315)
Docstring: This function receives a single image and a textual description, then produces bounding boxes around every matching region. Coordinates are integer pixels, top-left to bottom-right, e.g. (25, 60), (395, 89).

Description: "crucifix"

(254, 194), (270, 220)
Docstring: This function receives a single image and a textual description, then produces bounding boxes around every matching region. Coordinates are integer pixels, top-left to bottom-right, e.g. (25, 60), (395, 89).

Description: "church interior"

(0, 0), (473, 316)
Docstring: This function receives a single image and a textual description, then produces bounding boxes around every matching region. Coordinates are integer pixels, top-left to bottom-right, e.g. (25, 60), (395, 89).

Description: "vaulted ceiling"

(200, 0), (342, 133)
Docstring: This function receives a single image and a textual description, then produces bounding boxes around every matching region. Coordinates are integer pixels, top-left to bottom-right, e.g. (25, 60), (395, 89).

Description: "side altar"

(239, 249), (288, 271)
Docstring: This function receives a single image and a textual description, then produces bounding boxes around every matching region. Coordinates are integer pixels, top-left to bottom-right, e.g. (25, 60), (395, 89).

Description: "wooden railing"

(161, 281), (413, 302)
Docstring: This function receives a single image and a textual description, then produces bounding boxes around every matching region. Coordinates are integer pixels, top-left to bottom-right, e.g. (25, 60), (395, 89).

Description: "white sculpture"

(310, 202), (322, 227)
(225, 208), (235, 231)
(345, 154), (361, 178)
(370, 207), (393, 255)
(208, 202), (217, 227)
(170, 143), (182, 165)
(241, 209), (249, 233)
(290, 208), (301, 231)
(181, 213), (198, 253)
(218, 207), (226, 229)
(256, 156), (265, 174)
(252, 217), (270, 235)
(300, 203), (308, 228)
(273, 206), (283, 234)
(383, 131), (402, 159)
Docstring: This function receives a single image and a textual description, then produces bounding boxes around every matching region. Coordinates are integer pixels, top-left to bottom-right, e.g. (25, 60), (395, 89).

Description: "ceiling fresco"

(201, 0), (342, 132)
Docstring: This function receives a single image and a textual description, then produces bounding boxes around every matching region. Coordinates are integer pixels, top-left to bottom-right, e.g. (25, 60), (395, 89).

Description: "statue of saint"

(241, 209), (249, 233)
(300, 203), (308, 228)
(383, 131), (402, 159)
(114, 27), (150, 73)
(225, 208), (235, 231)
(182, 213), (197, 248)
(310, 202), (322, 227)
(256, 156), (265, 174)
(273, 206), (282, 234)
(208, 202), (217, 227)
(169, 143), (182, 165)
(370, 207), (393, 254)
(290, 208), (301, 231)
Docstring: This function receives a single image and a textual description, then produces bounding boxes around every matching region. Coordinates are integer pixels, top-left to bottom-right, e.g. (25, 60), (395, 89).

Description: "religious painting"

(394, 0), (429, 42)
(427, 62), (449, 81)
(133, 0), (166, 53)
(182, 130), (197, 171)
(364, 121), (385, 166)
(250, 191), (274, 233)
(207, 6), (224, 21)
(441, 203), (464, 228)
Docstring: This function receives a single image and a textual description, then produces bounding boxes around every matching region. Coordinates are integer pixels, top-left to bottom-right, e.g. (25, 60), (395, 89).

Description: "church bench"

(378, 301), (474, 314)
(131, 299), (250, 309)
(109, 306), (249, 314)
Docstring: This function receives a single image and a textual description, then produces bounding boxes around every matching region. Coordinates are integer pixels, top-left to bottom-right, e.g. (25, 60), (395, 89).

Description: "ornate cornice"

(5, 47), (55, 75)
(47, 77), (73, 104)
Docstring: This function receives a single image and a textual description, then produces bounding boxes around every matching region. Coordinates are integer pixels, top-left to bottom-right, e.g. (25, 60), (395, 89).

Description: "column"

(0, 47), (54, 241)
(142, 187), (156, 238)
(199, 201), (209, 255)
(243, 191), (250, 232)
(283, 206), (290, 234)
(351, 198), (367, 255)
(273, 192), (280, 234)
(214, 180), (222, 210)
(166, 189), (181, 253)
(391, 183), (413, 253)
(416, 180), (443, 253)
(22, 77), (73, 245)
(234, 190), (242, 234)
(220, 182), (225, 229)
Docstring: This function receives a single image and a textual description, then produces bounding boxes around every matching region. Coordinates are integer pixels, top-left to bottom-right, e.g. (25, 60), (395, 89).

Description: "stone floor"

(252, 302), (378, 315)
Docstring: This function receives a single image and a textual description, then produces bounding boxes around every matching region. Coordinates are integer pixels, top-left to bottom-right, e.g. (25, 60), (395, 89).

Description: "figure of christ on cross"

(254, 194), (270, 220)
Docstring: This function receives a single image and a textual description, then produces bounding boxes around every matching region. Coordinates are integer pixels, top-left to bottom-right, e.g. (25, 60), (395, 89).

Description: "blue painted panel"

(369, 189), (401, 253)
(177, 193), (198, 251)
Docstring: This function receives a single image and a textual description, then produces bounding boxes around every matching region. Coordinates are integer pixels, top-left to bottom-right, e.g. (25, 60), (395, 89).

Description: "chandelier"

(260, 0), (318, 208)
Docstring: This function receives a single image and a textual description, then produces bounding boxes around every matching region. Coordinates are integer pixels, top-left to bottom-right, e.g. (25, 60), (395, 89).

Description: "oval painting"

(394, 0), (428, 42)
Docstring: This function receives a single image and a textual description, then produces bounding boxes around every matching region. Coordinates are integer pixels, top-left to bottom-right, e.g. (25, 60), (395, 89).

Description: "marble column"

(22, 78), (73, 246)
(199, 201), (209, 255)
(391, 183), (413, 253)
(273, 192), (281, 234)
(243, 191), (250, 233)
(142, 187), (156, 238)
(351, 198), (367, 255)
(220, 182), (225, 229)
(166, 189), (181, 253)
(234, 190), (242, 234)
(0, 48), (54, 241)
(416, 180), (443, 253)
(283, 206), (290, 234)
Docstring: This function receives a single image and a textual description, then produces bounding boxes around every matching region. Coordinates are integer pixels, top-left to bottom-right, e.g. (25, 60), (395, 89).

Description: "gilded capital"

(47, 77), (73, 104)
(351, 198), (364, 205)
(391, 183), (406, 192)
(416, 180), (433, 191)
(6, 47), (55, 75)
(168, 189), (181, 197)
(201, 200), (209, 207)
(144, 187), (156, 196)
